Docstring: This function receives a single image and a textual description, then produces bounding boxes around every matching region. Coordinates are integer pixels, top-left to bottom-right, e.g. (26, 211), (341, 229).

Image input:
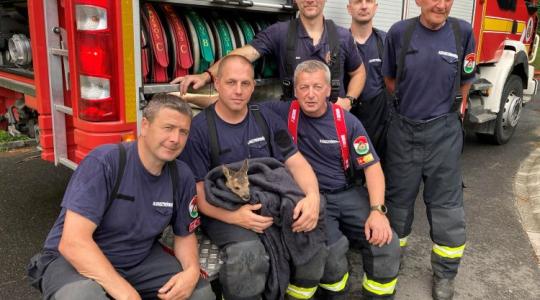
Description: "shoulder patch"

(464, 53), (476, 74)
(189, 196), (199, 218)
(353, 136), (370, 155)
(357, 153), (374, 166)
(188, 217), (201, 233)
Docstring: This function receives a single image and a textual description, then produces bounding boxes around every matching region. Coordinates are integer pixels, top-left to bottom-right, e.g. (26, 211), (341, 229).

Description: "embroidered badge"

(353, 136), (370, 155)
(188, 217), (201, 233)
(189, 196), (199, 218)
(464, 53), (476, 74)
(357, 153), (374, 165)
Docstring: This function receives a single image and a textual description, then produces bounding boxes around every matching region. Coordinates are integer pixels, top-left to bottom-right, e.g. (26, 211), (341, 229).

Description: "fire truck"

(0, 0), (538, 170)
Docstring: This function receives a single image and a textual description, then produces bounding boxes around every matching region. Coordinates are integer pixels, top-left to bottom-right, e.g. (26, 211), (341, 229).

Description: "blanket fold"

(205, 157), (326, 300)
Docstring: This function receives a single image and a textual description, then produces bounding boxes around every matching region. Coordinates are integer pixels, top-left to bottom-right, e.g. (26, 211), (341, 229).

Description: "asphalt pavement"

(1, 100), (539, 299)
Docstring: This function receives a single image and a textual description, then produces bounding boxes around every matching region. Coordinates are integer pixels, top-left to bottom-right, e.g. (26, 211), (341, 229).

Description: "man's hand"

(335, 97), (352, 111)
(157, 269), (199, 300)
(170, 73), (211, 95)
(292, 193), (320, 233)
(231, 203), (273, 233)
(364, 211), (393, 247)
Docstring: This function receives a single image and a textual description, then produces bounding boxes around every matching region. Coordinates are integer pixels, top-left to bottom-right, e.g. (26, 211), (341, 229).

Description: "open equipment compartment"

(139, 0), (297, 101)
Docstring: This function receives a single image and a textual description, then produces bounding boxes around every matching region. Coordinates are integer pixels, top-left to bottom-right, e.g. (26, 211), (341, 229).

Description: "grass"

(0, 130), (30, 143)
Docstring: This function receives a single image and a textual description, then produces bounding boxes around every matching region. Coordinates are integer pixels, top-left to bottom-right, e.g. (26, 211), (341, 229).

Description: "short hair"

(216, 54), (255, 78)
(143, 93), (193, 122)
(349, 0), (377, 3)
(293, 60), (331, 86)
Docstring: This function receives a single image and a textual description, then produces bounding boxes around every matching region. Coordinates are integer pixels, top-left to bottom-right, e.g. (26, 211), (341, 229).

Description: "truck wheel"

(477, 75), (523, 145)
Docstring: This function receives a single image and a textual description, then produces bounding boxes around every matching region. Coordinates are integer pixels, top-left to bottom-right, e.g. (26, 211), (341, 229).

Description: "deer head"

(222, 159), (250, 201)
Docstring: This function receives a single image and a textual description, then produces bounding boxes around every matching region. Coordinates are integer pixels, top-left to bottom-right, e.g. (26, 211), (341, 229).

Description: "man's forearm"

(364, 162), (385, 206)
(346, 64), (366, 99)
(59, 237), (136, 298)
(460, 83), (472, 116)
(174, 234), (200, 276)
(285, 152), (320, 198)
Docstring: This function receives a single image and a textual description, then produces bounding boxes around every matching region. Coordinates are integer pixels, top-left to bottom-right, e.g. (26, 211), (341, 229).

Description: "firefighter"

(347, 0), (391, 159)
(265, 60), (400, 299)
(26, 94), (215, 300)
(382, 1), (476, 299)
(178, 55), (325, 300)
(179, 60), (402, 299)
(172, 0), (366, 110)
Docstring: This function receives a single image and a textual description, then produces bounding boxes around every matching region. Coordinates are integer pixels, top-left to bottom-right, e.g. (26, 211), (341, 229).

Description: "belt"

(144, 3), (169, 83)
(320, 183), (354, 195)
(185, 10), (214, 74)
(161, 4), (192, 78)
(396, 111), (456, 127)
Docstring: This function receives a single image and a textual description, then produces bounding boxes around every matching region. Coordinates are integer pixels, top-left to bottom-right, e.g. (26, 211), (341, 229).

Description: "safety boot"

(432, 275), (454, 300)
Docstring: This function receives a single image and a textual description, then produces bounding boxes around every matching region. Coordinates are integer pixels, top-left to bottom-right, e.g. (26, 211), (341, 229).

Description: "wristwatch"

(345, 95), (357, 106)
(370, 204), (388, 215)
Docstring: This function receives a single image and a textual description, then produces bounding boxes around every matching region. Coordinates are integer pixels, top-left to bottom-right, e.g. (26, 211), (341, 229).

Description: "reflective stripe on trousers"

(362, 274), (398, 296)
(319, 272), (349, 292)
(286, 284), (318, 299)
(433, 243), (466, 259)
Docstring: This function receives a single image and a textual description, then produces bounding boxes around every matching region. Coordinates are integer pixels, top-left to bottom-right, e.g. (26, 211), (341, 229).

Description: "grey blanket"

(205, 157), (326, 300)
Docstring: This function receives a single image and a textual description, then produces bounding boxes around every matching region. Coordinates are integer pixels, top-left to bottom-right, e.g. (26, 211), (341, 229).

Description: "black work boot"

(432, 275), (455, 300)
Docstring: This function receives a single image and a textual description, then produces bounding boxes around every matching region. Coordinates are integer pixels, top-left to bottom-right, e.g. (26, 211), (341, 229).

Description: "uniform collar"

(297, 18), (329, 46)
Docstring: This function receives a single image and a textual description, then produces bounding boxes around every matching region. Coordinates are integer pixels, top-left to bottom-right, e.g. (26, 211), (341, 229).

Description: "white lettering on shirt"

(153, 202), (173, 207)
(319, 139), (339, 144)
(438, 51), (458, 59)
(369, 58), (382, 64)
(248, 136), (266, 145)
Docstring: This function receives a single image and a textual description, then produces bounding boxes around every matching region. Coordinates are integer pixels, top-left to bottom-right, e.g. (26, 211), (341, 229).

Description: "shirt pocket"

(149, 205), (173, 234)
(319, 141), (342, 163)
(438, 51), (458, 80)
(248, 139), (270, 158)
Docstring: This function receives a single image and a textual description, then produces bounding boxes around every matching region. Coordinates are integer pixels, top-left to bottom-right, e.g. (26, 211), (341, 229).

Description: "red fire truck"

(0, 0), (537, 170)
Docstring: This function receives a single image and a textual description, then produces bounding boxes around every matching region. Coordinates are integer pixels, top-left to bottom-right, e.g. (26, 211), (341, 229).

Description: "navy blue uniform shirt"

(44, 142), (197, 269)
(264, 101), (379, 191)
(382, 18), (476, 120)
(179, 104), (298, 182)
(356, 29), (386, 101)
(250, 19), (363, 97)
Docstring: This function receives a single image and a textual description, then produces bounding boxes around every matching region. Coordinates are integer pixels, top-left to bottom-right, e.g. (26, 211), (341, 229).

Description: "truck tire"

(476, 74), (523, 145)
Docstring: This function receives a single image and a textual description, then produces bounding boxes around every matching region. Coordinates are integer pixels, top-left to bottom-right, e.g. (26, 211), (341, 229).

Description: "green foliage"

(0, 130), (30, 143)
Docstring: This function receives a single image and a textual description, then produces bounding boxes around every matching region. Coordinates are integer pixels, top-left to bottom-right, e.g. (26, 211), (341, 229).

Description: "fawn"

(222, 159), (250, 201)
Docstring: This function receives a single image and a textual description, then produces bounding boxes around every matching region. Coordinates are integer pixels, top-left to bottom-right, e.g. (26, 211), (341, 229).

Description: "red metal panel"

(28, 0), (54, 162)
(478, 0), (537, 63)
(73, 128), (134, 162)
(25, 94), (38, 111)
(0, 71), (34, 85)
(64, 0), (136, 161)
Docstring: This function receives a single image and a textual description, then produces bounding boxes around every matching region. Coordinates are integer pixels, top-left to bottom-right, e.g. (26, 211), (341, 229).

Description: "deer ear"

(240, 159), (249, 174)
(222, 165), (231, 179)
